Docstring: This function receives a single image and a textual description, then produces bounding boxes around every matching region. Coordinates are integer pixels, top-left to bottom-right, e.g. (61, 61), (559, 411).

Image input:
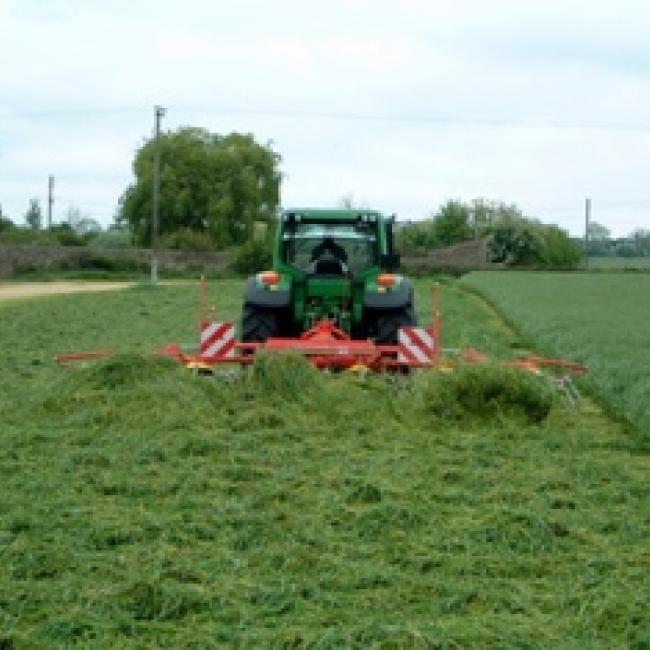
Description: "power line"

(5, 104), (650, 133)
(3, 106), (147, 119)
(171, 105), (650, 133)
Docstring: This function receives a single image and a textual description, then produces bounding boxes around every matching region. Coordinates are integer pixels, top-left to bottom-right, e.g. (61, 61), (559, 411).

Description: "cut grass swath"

(1, 279), (649, 647)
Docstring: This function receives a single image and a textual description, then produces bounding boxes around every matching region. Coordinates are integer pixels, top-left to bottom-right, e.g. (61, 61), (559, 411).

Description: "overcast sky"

(1, 0), (650, 236)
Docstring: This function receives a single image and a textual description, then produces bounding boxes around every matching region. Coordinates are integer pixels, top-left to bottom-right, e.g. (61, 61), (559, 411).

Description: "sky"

(1, 0), (650, 237)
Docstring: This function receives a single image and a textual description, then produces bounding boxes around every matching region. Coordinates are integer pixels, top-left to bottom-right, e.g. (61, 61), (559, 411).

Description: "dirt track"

(0, 281), (133, 302)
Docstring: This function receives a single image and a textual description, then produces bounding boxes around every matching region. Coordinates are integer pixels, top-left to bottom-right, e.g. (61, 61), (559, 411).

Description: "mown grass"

(1, 279), (650, 648)
(462, 271), (650, 437)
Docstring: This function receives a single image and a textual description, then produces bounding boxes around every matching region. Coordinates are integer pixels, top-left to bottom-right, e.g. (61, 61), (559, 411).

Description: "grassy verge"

(1, 280), (649, 647)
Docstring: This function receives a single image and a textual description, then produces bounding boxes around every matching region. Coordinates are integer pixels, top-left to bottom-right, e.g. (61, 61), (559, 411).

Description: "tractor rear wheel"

(241, 304), (280, 343)
(375, 306), (417, 345)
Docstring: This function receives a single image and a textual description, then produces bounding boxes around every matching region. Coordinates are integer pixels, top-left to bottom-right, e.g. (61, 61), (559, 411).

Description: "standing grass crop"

(462, 271), (650, 436)
(1, 279), (650, 647)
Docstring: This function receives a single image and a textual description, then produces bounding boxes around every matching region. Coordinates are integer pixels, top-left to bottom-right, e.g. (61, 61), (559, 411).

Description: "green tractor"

(241, 208), (416, 343)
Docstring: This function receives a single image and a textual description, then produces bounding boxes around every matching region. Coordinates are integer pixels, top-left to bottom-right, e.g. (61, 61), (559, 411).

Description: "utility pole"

(151, 105), (166, 285)
(584, 197), (591, 269)
(47, 175), (54, 229)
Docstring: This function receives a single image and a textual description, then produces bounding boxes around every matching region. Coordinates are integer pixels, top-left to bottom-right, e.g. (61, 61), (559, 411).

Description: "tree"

(488, 222), (542, 265)
(631, 228), (650, 256)
(66, 206), (101, 236)
(0, 203), (14, 233)
(539, 225), (583, 268)
(395, 197), (580, 268)
(119, 127), (282, 248)
(24, 198), (42, 230)
(431, 200), (472, 246)
(586, 221), (611, 256)
(471, 198), (525, 232)
(395, 220), (437, 253)
(587, 221), (610, 241)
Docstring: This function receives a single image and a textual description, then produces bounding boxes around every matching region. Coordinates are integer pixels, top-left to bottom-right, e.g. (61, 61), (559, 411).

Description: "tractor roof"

(282, 208), (384, 221)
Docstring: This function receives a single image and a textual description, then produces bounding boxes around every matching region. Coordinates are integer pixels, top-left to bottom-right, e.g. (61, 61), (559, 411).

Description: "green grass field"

(1, 280), (650, 648)
(587, 257), (650, 270)
(462, 272), (650, 437)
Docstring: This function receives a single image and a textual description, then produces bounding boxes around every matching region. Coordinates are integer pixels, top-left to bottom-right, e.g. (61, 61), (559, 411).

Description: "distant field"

(1, 280), (649, 647)
(463, 271), (650, 434)
(587, 256), (650, 269)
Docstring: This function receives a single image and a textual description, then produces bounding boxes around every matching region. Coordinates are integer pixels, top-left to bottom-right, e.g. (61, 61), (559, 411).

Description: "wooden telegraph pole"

(47, 175), (54, 229)
(151, 105), (166, 285)
(584, 197), (591, 269)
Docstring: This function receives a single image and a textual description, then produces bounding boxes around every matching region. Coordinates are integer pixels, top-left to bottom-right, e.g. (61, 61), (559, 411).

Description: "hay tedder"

(154, 282), (440, 373)
(56, 208), (587, 388)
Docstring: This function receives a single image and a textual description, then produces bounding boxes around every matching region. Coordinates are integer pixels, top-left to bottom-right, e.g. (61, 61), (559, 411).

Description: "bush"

(87, 227), (133, 249)
(539, 226), (583, 269)
(0, 216), (14, 233)
(0, 227), (59, 245)
(0, 224), (94, 247)
(49, 224), (87, 246)
(233, 239), (272, 274)
(396, 222), (437, 254)
(488, 222), (581, 270)
(159, 228), (214, 252)
(432, 200), (472, 246)
(57, 252), (147, 273)
(488, 223), (542, 265)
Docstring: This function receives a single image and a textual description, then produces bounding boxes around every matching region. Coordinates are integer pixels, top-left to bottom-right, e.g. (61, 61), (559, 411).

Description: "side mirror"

(380, 253), (401, 271)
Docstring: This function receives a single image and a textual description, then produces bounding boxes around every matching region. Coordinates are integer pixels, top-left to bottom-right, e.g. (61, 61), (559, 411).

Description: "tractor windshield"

(283, 222), (377, 274)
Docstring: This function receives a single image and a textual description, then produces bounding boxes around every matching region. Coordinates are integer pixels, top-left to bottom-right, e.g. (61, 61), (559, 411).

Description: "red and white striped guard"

(397, 327), (436, 365)
(199, 321), (236, 360)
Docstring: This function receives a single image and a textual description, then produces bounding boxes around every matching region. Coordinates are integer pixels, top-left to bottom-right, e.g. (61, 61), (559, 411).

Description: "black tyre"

(241, 304), (279, 343)
(375, 306), (417, 345)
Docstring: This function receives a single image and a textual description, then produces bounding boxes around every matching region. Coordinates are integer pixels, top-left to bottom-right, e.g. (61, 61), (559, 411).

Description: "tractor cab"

(281, 218), (379, 278)
(241, 208), (415, 343)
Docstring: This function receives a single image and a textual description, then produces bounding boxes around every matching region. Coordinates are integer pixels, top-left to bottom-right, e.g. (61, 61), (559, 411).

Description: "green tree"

(488, 222), (542, 265)
(24, 198), (42, 230)
(587, 221), (610, 241)
(66, 206), (101, 236)
(119, 127), (282, 248)
(586, 221), (611, 256)
(395, 220), (437, 254)
(631, 229), (650, 256)
(431, 200), (472, 245)
(471, 198), (525, 232)
(0, 203), (14, 233)
(539, 225), (583, 268)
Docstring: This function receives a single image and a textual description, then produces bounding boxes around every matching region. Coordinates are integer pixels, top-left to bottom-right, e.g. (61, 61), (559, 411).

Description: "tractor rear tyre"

(375, 306), (417, 345)
(241, 304), (280, 343)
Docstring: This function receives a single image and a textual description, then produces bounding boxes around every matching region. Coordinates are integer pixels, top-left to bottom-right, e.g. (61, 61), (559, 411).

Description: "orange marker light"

(260, 271), (281, 286)
(377, 274), (396, 288)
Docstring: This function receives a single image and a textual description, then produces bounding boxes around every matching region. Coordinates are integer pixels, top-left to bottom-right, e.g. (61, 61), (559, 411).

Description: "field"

(1, 280), (650, 648)
(462, 272), (650, 436)
(587, 257), (650, 270)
